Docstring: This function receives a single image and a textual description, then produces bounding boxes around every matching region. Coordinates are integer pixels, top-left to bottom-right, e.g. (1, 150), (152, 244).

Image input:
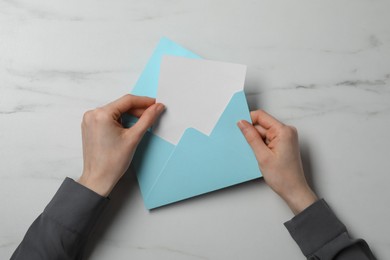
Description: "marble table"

(1, 1), (389, 259)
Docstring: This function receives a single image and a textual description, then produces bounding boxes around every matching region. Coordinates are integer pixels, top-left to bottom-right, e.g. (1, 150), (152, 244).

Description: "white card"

(154, 56), (246, 144)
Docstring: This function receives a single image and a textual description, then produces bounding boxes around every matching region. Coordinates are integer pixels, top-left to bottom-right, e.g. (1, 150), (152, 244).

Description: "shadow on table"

(300, 142), (318, 196)
(82, 167), (138, 259)
(82, 168), (266, 258)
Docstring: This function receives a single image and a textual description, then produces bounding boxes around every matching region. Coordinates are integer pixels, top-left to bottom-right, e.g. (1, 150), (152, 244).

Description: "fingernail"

(237, 120), (249, 131)
(156, 103), (165, 112)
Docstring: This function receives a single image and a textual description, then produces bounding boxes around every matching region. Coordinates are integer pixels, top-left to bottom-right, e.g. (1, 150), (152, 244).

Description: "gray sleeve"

(11, 177), (109, 260)
(284, 199), (375, 260)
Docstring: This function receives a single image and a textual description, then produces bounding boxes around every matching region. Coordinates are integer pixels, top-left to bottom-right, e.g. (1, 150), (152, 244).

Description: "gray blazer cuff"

(44, 177), (109, 236)
(284, 199), (347, 257)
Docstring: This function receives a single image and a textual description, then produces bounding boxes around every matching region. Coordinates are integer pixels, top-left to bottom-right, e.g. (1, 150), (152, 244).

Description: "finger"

(127, 103), (165, 141)
(250, 110), (282, 129)
(104, 94), (155, 119)
(127, 108), (148, 118)
(121, 107), (150, 120)
(237, 120), (269, 161)
(254, 124), (267, 139)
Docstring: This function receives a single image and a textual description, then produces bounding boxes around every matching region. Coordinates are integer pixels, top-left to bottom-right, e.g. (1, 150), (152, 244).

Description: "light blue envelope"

(123, 37), (261, 209)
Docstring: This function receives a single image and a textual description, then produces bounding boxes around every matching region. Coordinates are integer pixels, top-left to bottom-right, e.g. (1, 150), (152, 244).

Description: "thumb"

(237, 120), (269, 162)
(127, 103), (165, 141)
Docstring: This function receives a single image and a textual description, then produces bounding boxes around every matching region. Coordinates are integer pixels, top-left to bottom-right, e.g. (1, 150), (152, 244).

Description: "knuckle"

(82, 108), (109, 125)
(282, 125), (298, 139)
(82, 110), (93, 124)
(123, 93), (134, 103)
(290, 126), (298, 135)
(127, 97), (135, 106)
(124, 93), (134, 98)
(94, 109), (110, 122)
(252, 109), (263, 118)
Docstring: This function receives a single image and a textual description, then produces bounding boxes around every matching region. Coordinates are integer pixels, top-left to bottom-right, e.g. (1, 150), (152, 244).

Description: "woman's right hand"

(238, 110), (317, 215)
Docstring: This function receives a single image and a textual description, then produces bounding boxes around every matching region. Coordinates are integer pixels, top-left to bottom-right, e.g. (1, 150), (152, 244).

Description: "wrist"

(77, 173), (113, 197)
(282, 186), (318, 215)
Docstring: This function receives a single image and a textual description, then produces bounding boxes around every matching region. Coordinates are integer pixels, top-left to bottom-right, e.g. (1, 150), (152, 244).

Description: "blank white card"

(154, 56), (246, 144)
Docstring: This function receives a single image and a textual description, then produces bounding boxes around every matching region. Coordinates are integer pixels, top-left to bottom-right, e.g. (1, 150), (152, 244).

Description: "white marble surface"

(1, 0), (390, 259)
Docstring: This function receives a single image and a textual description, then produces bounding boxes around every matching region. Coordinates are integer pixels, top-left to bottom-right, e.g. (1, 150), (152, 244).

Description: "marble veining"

(6, 68), (115, 83)
(1, 0), (390, 259)
(2, 0), (84, 21)
(100, 239), (210, 260)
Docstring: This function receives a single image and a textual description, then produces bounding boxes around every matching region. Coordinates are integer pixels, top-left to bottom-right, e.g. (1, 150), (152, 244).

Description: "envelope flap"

(145, 91), (261, 209)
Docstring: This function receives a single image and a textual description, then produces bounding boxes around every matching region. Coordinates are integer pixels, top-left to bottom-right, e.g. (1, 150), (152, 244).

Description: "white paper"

(154, 56), (246, 144)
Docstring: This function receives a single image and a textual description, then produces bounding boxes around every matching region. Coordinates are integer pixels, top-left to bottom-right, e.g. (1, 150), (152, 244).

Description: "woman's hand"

(238, 110), (317, 215)
(78, 94), (165, 197)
